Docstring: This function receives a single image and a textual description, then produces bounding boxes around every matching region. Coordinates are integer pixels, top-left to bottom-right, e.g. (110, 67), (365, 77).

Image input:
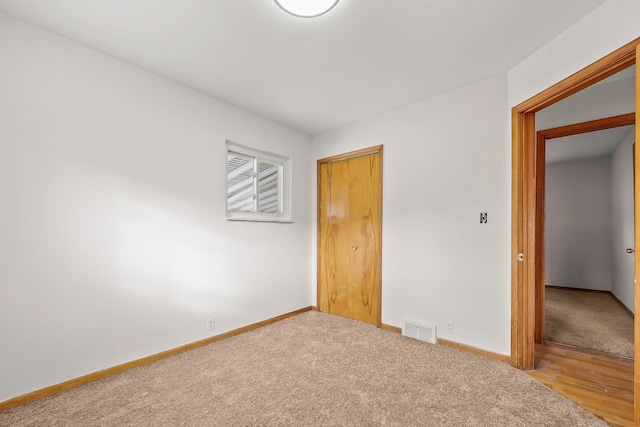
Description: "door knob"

(626, 248), (635, 253)
(352, 245), (357, 251)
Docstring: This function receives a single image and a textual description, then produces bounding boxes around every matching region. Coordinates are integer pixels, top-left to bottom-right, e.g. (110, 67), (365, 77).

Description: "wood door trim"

(317, 145), (383, 327)
(539, 113), (636, 140)
(318, 145), (383, 164)
(511, 109), (536, 369)
(511, 37), (639, 371)
(533, 113), (637, 343)
(534, 132), (545, 344)
(634, 43), (640, 425)
(513, 38), (638, 114)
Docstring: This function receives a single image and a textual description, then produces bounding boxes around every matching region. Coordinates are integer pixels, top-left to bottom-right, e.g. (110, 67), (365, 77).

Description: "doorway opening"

(511, 39), (638, 425)
(536, 114), (635, 359)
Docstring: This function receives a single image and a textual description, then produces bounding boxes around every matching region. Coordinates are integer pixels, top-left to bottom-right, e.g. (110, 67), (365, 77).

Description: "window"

(226, 141), (292, 222)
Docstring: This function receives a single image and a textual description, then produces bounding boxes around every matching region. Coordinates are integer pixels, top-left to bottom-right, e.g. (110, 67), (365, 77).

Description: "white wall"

(312, 75), (511, 355)
(611, 129), (636, 311)
(545, 157), (613, 290)
(0, 13), (312, 402)
(309, 0), (640, 358)
(508, 0), (640, 109)
(1, 0), (637, 404)
(536, 76), (635, 131)
(507, 0), (639, 305)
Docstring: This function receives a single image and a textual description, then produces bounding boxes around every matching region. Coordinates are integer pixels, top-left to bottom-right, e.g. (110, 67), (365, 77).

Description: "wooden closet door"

(318, 147), (382, 325)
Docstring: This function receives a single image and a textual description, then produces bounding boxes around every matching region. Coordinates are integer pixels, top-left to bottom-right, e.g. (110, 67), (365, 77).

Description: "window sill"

(226, 216), (293, 223)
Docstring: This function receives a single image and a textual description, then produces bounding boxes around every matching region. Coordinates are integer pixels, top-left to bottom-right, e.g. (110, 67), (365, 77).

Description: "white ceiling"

(0, 0), (609, 135)
(596, 64), (636, 86)
(540, 64), (635, 164)
(546, 126), (634, 164)
(537, 67), (636, 131)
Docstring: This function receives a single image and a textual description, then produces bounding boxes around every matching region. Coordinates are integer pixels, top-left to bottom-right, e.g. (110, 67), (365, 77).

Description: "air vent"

(402, 317), (437, 344)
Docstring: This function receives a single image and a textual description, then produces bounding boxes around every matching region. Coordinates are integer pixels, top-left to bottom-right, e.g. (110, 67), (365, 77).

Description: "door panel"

(346, 153), (381, 323)
(318, 147), (382, 325)
(319, 158), (350, 318)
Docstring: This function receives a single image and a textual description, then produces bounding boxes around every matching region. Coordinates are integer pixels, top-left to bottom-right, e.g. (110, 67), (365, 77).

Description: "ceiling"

(537, 66), (636, 131)
(541, 65), (636, 164)
(0, 0), (609, 136)
(546, 126), (634, 164)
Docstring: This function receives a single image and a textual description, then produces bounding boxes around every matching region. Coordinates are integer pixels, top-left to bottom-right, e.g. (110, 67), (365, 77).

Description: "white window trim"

(225, 140), (292, 223)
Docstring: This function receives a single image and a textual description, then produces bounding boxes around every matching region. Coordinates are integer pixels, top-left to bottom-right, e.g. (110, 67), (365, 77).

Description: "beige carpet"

(1, 311), (607, 426)
(545, 287), (634, 358)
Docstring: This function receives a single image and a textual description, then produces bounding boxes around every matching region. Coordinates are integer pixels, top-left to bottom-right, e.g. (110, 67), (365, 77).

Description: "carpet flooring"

(545, 287), (634, 358)
(1, 311), (608, 426)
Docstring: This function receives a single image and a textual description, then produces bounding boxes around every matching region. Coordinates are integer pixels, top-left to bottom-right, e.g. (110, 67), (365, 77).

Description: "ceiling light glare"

(274, 0), (340, 18)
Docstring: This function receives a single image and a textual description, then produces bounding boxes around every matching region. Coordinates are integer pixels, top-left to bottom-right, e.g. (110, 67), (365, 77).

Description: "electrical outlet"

(446, 321), (454, 335)
(207, 317), (216, 332)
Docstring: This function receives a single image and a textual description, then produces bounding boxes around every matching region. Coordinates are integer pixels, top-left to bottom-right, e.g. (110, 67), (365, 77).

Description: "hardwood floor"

(528, 343), (634, 427)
